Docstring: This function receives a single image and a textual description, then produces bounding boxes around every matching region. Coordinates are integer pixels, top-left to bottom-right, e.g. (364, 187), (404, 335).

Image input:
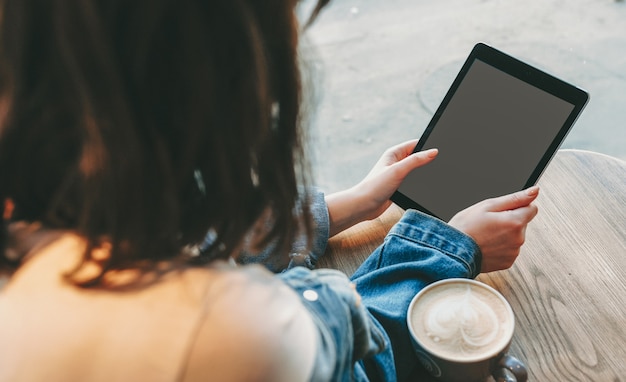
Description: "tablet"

(391, 43), (589, 221)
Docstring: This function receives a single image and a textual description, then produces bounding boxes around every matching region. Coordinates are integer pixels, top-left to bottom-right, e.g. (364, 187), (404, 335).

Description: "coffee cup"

(407, 278), (527, 382)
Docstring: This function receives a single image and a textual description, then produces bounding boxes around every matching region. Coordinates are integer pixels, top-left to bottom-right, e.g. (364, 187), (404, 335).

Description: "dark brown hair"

(0, 0), (330, 285)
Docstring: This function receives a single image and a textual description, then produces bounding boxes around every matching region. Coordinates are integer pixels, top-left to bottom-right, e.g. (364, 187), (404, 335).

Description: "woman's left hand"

(325, 140), (438, 237)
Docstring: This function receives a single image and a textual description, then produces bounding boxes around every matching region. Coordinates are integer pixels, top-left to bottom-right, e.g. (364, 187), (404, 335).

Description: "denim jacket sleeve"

(238, 187), (330, 272)
(352, 209), (482, 284)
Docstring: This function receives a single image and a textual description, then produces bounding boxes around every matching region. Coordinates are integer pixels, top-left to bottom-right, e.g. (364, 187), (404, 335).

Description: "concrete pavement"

(301, 0), (626, 192)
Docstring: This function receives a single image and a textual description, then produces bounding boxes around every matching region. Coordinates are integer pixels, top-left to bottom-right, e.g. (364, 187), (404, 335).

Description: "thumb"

(393, 148), (438, 177)
(487, 186), (540, 212)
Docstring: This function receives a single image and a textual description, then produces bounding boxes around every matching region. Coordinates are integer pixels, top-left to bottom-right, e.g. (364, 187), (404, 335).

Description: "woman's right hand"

(448, 186), (540, 273)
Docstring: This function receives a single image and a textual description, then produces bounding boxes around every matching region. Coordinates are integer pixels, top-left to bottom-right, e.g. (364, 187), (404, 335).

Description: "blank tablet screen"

(395, 55), (580, 221)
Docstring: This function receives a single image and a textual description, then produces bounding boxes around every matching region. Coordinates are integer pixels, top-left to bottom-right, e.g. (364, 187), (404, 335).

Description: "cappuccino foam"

(409, 280), (513, 361)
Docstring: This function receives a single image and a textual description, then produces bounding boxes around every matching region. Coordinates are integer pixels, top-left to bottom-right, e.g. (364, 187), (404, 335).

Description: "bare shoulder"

(181, 264), (318, 382)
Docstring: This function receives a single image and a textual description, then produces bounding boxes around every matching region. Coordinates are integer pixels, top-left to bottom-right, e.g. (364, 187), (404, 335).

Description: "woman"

(0, 0), (538, 381)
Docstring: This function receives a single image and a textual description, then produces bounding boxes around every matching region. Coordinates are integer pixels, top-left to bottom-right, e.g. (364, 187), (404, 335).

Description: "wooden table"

(320, 149), (626, 381)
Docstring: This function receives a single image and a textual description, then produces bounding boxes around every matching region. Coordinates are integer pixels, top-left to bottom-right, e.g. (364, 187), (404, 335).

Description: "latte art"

(409, 280), (514, 361)
(424, 286), (499, 354)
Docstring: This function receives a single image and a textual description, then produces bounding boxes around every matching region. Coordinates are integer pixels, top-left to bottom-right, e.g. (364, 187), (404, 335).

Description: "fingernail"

(526, 186), (539, 196)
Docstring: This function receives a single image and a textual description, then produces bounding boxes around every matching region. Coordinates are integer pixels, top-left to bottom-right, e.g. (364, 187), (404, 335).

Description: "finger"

(397, 139), (420, 156)
(487, 186), (540, 212)
(393, 148), (438, 177)
(385, 139), (420, 161)
(512, 202), (539, 223)
(501, 203), (539, 233)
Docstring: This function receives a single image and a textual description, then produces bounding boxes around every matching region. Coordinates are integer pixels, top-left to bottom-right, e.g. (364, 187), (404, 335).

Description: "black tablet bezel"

(390, 42), (589, 219)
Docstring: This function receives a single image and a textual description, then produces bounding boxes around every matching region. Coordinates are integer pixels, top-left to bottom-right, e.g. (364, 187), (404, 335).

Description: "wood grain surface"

(320, 149), (626, 381)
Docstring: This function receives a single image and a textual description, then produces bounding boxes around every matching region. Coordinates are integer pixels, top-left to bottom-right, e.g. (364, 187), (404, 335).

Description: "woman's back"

(0, 234), (317, 381)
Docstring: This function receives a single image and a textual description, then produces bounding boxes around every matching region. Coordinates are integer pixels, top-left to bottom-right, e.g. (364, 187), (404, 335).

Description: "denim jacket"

(241, 189), (482, 381)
